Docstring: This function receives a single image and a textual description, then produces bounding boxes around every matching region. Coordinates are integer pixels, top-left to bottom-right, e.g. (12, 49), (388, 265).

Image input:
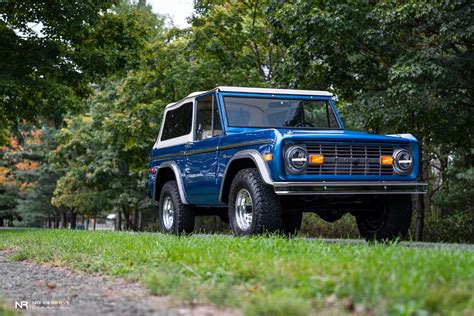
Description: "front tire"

(355, 195), (412, 241)
(159, 180), (195, 234)
(228, 168), (282, 236)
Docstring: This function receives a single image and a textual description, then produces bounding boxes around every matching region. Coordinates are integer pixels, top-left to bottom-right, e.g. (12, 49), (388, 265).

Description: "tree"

(190, 0), (286, 85)
(0, 0), (156, 142)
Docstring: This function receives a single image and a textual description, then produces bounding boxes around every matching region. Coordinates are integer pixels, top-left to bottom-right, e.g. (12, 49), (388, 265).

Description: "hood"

(275, 129), (417, 144)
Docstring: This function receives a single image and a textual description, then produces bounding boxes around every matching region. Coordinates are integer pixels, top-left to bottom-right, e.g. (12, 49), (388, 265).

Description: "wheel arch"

(154, 161), (189, 204)
(219, 150), (273, 203)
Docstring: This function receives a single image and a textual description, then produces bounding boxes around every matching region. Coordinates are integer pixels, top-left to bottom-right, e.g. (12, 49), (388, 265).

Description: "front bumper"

(273, 181), (428, 195)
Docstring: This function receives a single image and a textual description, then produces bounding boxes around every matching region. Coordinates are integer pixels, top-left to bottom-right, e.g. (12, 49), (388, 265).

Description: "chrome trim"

(218, 139), (273, 151)
(150, 151), (185, 162)
(219, 149), (274, 202)
(155, 161), (189, 204)
(273, 181), (428, 195)
(304, 142), (397, 176)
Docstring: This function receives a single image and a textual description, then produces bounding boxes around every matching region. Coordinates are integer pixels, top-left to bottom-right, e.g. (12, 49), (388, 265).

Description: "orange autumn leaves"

(1, 129), (41, 189)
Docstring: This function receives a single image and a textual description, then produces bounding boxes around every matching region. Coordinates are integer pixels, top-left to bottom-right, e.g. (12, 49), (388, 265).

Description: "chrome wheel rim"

(235, 189), (253, 230)
(162, 196), (174, 230)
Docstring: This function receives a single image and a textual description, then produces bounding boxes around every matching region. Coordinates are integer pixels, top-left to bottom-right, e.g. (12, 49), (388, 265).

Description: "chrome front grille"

(305, 143), (395, 176)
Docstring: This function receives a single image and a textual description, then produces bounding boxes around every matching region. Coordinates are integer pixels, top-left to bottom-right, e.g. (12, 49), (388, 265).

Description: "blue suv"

(148, 87), (427, 240)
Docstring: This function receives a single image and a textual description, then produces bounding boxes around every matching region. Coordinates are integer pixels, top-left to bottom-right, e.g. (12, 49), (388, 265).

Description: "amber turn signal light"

(309, 154), (324, 165)
(379, 156), (393, 165)
(263, 153), (273, 161)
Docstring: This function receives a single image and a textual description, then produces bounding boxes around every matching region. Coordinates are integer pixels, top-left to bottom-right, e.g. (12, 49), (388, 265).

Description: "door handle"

(185, 142), (194, 149)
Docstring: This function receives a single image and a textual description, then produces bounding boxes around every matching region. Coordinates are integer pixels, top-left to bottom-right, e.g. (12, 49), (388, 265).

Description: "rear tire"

(355, 195), (412, 241)
(228, 168), (282, 236)
(281, 211), (303, 236)
(159, 180), (195, 234)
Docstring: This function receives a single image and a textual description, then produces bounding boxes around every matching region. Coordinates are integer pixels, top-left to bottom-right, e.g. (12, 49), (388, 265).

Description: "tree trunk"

(133, 210), (139, 228)
(70, 210), (77, 229)
(93, 217), (96, 230)
(54, 214), (60, 228)
(414, 149), (427, 241)
(415, 194), (425, 241)
(61, 211), (67, 228)
(124, 211), (140, 231)
(85, 218), (89, 230)
(124, 209), (130, 230)
(422, 158), (431, 216)
(115, 209), (122, 231)
(138, 211), (142, 230)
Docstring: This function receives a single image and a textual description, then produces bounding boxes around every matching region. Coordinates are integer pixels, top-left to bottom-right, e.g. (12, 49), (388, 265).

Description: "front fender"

(219, 149), (273, 202)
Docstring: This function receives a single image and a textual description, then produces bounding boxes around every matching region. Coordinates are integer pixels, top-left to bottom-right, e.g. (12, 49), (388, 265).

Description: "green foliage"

(423, 210), (472, 243)
(50, 78), (161, 219)
(1, 229), (473, 315)
(0, 0), (158, 132)
(300, 213), (359, 239)
(271, 0), (473, 140)
(0, 184), (18, 223)
(0, 143), (19, 224)
(191, 0), (283, 85)
(14, 127), (64, 226)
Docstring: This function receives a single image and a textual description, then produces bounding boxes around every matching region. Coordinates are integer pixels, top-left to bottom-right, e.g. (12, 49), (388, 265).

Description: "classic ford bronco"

(148, 87), (427, 240)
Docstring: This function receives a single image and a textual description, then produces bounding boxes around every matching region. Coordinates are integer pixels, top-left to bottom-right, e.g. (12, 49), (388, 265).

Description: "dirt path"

(0, 251), (239, 316)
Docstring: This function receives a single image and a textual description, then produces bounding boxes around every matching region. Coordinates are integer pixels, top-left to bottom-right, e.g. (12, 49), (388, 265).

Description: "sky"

(147, 0), (195, 28)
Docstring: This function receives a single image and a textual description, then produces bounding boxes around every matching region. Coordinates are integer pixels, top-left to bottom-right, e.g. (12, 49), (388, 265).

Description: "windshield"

(223, 96), (340, 129)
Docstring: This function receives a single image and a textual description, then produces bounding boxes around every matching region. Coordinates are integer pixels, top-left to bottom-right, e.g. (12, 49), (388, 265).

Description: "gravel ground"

(0, 251), (240, 316)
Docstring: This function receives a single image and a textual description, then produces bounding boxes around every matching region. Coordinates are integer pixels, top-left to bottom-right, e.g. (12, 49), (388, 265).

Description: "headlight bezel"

(393, 148), (413, 174)
(285, 145), (308, 174)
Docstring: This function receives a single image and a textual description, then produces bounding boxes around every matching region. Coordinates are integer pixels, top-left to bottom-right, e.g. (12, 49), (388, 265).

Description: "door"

(185, 93), (224, 205)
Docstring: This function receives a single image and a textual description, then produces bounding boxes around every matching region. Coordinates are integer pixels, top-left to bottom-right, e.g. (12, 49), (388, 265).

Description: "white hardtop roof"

(165, 86), (332, 109)
(216, 86), (332, 97)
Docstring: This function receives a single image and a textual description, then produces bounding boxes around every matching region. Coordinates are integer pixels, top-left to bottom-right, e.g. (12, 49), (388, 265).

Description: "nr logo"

(15, 301), (28, 309)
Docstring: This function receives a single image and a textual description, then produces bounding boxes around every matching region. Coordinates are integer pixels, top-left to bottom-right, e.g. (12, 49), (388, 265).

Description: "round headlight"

(285, 145), (308, 173)
(393, 148), (413, 174)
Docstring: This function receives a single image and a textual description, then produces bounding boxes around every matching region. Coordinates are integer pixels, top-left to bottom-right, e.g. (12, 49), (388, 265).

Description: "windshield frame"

(220, 93), (344, 130)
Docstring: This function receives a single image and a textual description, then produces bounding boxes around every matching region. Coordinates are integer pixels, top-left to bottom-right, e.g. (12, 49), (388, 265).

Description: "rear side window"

(160, 102), (193, 141)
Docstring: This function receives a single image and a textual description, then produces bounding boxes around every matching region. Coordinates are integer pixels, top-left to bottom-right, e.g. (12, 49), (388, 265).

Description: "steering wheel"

(295, 121), (314, 127)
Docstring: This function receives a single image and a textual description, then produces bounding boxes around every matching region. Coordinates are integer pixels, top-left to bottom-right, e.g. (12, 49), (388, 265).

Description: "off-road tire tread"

(356, 194), (412, 241)
(229, 168), (282, 235)
(160, 181), (195, 234)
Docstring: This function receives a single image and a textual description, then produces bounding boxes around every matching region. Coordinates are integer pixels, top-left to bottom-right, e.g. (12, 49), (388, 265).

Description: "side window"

(161, 102), (193, 141)
(196, 94), (223, 140)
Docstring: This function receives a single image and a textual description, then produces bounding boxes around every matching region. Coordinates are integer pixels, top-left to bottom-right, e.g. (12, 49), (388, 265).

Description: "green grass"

(0, 229), (473, 315)
(0, 297), (17, 316)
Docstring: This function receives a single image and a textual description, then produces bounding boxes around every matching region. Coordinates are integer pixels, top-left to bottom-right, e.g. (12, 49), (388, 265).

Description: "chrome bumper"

(273, 181), (428, 195)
